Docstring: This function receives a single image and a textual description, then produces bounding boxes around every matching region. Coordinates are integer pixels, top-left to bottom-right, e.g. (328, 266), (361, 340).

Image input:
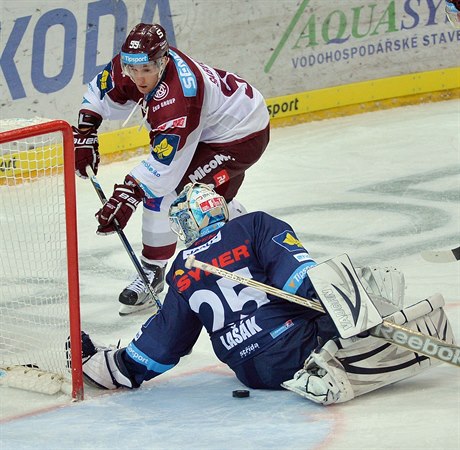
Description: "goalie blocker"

(282, 293), (455, 405)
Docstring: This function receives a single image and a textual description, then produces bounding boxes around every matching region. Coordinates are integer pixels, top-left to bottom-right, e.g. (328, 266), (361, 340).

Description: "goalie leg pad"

(358, 266), (405, 313)
(83, 349), (135, 390)
(282, 298), (454, 405)
(282, 339), (354, 405)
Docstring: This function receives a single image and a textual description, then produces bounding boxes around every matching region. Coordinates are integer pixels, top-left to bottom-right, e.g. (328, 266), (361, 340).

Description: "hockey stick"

(185, 256), (460, 368)
(421, 246), (460, 263)
(87, 167), (161, 312)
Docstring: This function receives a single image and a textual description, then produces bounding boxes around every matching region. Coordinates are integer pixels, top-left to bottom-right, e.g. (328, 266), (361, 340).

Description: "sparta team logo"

(154, 82), (169, 100)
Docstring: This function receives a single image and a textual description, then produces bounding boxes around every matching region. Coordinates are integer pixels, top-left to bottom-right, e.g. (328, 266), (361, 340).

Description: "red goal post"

(0, 118), (83, 400)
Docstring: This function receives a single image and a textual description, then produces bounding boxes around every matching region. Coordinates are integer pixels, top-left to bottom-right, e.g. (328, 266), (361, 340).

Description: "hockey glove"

(73, 111), (102, 179)
(73, 126), (100, 178)
(96, 175), (144, 235)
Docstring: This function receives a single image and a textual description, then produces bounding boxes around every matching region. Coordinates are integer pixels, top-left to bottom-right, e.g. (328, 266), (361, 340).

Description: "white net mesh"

(0, 118), (74, 382)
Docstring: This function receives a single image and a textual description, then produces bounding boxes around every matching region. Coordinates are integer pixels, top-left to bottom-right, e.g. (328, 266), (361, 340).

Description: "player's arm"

(129, 61), (206, 198)
(78, 288), (203, 389)
(252, 212), (317, 301)
(73, 57), (140, 178)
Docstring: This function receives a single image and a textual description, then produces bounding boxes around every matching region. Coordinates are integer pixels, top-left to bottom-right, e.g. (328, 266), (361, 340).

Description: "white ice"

(1, 100), (459, 450)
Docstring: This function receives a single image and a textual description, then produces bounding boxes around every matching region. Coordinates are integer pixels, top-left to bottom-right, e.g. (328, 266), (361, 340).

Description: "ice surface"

(1, 100), (459, 450)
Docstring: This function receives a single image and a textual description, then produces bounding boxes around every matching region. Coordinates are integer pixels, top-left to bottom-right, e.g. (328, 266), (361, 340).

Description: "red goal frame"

(0, 120), (83, 400)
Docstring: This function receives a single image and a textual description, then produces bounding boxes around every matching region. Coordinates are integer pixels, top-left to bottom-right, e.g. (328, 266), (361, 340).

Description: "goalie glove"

(96, 175), (144, 235)
(73, 111), (102, 179)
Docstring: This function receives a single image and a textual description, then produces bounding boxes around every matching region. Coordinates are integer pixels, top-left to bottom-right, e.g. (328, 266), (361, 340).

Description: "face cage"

(121, 57), (167, 81)
(169, 210), (200, 246)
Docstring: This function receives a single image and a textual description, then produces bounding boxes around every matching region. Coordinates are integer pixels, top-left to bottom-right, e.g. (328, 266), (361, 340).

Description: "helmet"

(169, 183), (229, 247)
(446, 1), (460, 28)
(121, 23), (169, 65)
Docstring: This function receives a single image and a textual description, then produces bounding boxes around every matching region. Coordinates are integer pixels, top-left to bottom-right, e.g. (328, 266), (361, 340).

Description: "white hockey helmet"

(169, 183), (229, 247)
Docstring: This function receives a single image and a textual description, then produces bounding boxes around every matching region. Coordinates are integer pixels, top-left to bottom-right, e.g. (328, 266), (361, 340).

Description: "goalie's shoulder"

(238, 210), (294, 230)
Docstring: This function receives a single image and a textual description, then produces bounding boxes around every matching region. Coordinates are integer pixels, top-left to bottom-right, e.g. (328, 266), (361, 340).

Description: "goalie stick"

(185, 255), (460, 368)
(87, 167), (161, 314)
(421, 246), (460, 263)
(0, 365), (72, 396)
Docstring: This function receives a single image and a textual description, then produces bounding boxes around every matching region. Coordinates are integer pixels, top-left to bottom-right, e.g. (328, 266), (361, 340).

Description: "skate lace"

(126, 269), (154, 294)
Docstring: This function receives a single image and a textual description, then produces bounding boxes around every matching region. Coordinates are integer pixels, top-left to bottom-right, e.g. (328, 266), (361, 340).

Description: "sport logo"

(329, 263), (362, 327)
(154, 82), (169, 100)
(169, 49), (197, 97)
(155, 116), (187, 132)
(189, 154), (232, 183)
(213, 170), (230, 186)
(154, 139), (174, 159)
(197, 196), (224, 212)
(121, 52), (149, 64)
(96, 62), (113, 98)
(272, 231), (304, 252)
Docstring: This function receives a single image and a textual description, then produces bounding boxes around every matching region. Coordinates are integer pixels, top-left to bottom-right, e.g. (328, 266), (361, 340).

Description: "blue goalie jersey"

(125, 211), (333, 386)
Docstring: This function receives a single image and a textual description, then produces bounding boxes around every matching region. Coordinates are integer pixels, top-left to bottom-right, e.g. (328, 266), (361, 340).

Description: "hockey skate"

(118, 263), (166, 316)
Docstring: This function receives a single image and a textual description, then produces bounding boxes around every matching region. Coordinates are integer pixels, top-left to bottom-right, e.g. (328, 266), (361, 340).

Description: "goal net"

(0, 118), (83, 400)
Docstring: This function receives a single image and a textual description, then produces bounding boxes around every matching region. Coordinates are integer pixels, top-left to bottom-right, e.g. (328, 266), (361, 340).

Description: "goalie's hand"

(72, 126), (100, 179)
(96, 175), (144, 235)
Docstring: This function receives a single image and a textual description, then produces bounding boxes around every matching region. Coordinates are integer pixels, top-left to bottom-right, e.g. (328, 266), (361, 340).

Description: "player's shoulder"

(167, 47), (203, 80)
(229, 210), (280, 226)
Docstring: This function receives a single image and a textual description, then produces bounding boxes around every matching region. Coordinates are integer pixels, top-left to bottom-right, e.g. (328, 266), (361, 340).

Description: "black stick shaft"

(87, 167), (161, 310)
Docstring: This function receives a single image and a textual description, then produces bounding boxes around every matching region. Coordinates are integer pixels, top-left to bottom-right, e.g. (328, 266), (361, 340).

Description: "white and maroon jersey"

(80, 47), (269, 198)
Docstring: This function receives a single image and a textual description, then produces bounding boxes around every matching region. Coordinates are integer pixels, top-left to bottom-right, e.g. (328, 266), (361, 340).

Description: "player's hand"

(72, 126), (100, 179)
(95, 176), (144, 235)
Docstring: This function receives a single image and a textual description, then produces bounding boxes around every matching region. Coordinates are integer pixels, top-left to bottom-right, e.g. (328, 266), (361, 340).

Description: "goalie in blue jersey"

(80, 183), (455, 405)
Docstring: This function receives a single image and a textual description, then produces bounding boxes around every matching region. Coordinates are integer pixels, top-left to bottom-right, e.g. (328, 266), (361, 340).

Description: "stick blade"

(421, 246), (460, 263)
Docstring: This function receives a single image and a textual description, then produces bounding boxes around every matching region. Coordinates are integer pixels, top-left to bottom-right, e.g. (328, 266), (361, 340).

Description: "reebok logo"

(374, 323), (460, 366)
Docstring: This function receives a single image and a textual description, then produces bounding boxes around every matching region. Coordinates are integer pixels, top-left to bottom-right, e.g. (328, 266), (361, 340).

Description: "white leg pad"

(282, 339), (354, 405)
(83, 349), (133, 390)
(358, 266), (406, 312)
(282, 296), (455, 405)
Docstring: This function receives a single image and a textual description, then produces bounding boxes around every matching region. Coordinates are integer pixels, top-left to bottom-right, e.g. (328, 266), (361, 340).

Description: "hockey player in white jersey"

(73, 23), (269, 315)
(77, 184), (456, 404)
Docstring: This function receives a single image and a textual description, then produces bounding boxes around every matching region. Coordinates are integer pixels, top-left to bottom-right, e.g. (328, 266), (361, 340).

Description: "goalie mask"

(120, 23), (169, 81)
(169, 183), (229, 247)
(446, 0), (460, 28)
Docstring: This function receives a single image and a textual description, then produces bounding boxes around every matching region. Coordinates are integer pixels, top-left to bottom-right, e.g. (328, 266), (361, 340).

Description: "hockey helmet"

(120, 23), (169, 79)
(121, 23), (169, 63)
(169, 183), (229, 247)
(446, 1), (460, 28)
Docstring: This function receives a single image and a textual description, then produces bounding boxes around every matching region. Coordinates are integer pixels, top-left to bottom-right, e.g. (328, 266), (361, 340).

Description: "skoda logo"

(154, 82), (169, 100)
